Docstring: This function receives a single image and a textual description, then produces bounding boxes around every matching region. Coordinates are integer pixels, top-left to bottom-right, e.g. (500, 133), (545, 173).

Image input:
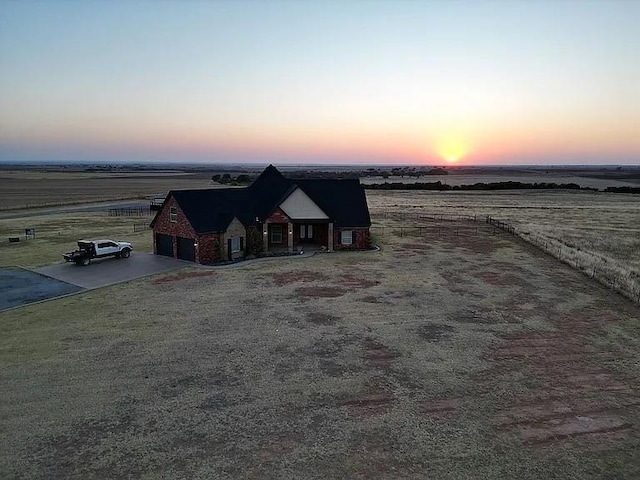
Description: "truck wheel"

(82, 257), (91, 266)
(121, 249), (131, 258)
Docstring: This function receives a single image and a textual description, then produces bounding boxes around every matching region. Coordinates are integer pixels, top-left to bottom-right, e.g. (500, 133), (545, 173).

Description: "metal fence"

(133, 223), (151, 232)
(108, 207), (152, 217)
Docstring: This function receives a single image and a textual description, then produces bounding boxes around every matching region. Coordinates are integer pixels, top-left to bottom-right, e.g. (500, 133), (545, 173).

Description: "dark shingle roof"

(151, 165), (371, 233)
(294, 179), (371, 227)
(165, 188), (255, 234)
(248, 164), (292, 218)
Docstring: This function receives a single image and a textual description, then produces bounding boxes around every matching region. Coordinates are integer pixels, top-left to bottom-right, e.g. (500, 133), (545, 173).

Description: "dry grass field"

(0, 171), (638, 477)
(0, 211), (154, 268)
(0, 170), (214, 210)
(1, 219), (639, 479)
(367, 189), (640, 301)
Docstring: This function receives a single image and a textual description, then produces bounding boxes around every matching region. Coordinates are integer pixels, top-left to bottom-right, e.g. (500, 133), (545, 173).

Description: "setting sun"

(437, 138), (468, 164)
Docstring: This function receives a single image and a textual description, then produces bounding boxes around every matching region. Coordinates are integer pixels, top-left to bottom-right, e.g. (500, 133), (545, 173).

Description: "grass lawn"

(1, 223), (639, 478)
(0, 212), (154, 268)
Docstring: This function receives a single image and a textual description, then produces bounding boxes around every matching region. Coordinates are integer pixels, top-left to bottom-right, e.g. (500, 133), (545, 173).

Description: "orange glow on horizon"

(436, 137), (469, 164)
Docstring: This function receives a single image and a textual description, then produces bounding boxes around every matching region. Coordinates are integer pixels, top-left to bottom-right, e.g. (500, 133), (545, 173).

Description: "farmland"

(1, 218), (639, 478)
(367, 189), (640, 301)
(0, 170), (214, 210)
(1, 167), (639, 478)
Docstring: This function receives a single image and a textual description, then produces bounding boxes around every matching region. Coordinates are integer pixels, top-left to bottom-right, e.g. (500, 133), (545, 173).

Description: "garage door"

(156, 234), (174, 257)
(177, 236), (196, 262)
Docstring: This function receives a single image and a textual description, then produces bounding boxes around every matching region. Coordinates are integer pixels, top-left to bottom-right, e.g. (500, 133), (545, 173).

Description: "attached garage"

(155, 234), (174, 257)
(177, 236), (196, 262)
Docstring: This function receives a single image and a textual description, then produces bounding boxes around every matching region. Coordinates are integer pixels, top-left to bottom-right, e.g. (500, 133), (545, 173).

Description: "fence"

(373, 211), (477, 222)
(108, 207), (152, 217)
(370, 224), (479, 238)
(485, 215), (639, 304)
(133, 223), (151, 232)
(371, 210), (639, 303)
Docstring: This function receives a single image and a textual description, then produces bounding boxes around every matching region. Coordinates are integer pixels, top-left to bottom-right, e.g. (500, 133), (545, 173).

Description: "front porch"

(263, 221), (333, 253)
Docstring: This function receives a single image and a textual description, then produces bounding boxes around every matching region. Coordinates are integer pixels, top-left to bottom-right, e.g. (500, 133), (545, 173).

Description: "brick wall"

(152, 196), (197, 258)
(266, 208), (290, 224)
(334, 227), (370, 250)
(197, 233), (222, 264)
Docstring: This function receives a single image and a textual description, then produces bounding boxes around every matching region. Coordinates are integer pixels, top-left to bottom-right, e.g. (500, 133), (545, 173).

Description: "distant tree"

(236, 174), (251, 184)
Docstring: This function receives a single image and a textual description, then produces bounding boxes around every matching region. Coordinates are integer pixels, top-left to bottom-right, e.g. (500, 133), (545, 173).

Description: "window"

(341, 230), (353, 245)
(169, 206), (178, 222)
(307, 224), (313, 238)
(271, 225), (283, 243)
(230, 236), (241, 253)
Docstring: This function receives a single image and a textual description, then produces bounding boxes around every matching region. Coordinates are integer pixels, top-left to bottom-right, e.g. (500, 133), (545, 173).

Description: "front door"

(299, 224), (314, 243)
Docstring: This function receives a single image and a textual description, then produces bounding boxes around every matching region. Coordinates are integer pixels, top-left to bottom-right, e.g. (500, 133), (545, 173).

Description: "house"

(150, 165), (371, 264)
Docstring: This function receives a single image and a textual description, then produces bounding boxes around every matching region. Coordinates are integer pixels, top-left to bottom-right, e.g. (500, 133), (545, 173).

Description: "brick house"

(150, 165), (371, 264)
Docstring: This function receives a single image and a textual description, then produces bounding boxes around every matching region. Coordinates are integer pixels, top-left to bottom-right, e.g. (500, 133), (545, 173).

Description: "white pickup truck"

(63, 239), (133, 266)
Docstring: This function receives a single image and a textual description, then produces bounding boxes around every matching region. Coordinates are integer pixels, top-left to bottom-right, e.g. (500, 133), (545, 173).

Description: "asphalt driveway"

(0, 268), (83, 311)
(33, 253), (188, 289)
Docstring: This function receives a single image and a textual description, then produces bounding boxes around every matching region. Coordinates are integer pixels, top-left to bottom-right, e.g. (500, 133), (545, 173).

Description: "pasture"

(0, 170), (213, 210)
(1, 169), (639, 478)
(367, 189), (640, 301)
(1, 216), (639, 478)
(0, 211), (154, 268)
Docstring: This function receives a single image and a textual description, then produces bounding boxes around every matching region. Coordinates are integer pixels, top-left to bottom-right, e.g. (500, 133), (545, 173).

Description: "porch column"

(287, 222), (294, 253)
(263, 222), (269, 252)
(328, 222), (334, 252)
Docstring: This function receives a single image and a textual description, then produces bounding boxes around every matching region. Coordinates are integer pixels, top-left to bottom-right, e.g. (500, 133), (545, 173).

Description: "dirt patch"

(257, 434), (301, 461)
(416, 324), (455, 342)
(340, 272), (380, 290)
(485, 310), (637, 447)
(473, 270), (531, 288)
(438, 234), (500, 255)
(454, 309), (521, 325)
(151, 270), (214, 284)
(271, 270), (329, 286)
(343, 390), (393, 417)
(502, 413), (631, 445)
(296, 286), (347, 298)
(348, 439), (392, 479)
(306, 312), (338, 325)
(421, 398), (462, 417)
(363, 338), (399, 366)
(359, 295), (386, 304)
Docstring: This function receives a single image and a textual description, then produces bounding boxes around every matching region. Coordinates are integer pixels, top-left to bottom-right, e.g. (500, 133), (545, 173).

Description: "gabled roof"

(295, 179), (371, 227)
(151, 188), (255, 234)
(151, 165), (371, 233)
(248, 164), (292, 218)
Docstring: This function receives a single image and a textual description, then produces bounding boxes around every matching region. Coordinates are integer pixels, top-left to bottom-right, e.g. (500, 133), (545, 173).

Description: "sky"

(1, 0), (639, 166)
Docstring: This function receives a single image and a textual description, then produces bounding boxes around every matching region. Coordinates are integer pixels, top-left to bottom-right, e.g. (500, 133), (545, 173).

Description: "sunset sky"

(1, 1), (638, 165)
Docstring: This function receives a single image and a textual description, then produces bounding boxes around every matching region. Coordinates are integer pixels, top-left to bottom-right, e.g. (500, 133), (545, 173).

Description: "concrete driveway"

(34, 253), (188, 289)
